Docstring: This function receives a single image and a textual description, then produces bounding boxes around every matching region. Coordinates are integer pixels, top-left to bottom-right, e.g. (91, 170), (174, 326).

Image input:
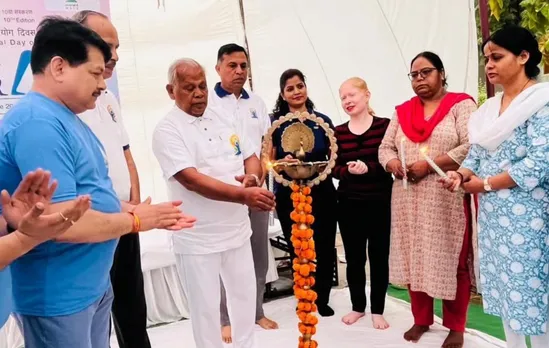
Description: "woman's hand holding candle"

(439, 171), (463, 192)
(406, 161), (430, 183)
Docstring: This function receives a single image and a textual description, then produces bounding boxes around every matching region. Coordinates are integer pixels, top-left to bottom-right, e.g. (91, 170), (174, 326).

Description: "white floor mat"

(111, 289), (505, 347)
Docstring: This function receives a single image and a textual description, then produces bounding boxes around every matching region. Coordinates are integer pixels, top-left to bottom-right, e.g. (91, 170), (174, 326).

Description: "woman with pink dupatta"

(378, 51), (477, 348)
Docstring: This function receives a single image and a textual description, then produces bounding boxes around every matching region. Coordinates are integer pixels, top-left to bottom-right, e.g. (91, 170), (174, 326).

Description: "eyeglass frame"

(407, 67), (441, 81)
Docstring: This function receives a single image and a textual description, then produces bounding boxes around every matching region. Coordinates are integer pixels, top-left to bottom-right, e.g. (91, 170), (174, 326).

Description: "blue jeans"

(15, 286), (113, 348)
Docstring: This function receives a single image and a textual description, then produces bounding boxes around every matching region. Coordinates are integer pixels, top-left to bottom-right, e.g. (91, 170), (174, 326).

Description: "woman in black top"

(271, 69), (337, 317)
(334, 77), (392, 329)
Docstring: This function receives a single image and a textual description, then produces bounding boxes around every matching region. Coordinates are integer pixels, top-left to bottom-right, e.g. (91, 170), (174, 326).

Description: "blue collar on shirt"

(214, 82), (249, 99)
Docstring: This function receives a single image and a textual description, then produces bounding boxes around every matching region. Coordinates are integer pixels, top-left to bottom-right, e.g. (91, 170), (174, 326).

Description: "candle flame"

(266, 161), (273, 170)
(419, 146), (428, 154)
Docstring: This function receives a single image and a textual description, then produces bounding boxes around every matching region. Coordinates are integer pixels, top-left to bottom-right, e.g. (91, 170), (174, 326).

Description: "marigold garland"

(290, 183), (319, 348)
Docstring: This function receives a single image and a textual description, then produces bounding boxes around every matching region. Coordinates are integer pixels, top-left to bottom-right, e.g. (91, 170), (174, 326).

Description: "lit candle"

(419, 146), (447, 178)
(400, 137), (408, 189)
(267, 162), (275, 226)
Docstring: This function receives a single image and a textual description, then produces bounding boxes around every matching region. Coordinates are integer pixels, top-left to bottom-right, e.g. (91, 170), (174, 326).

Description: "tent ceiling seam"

(289, 2), (340, 117)
(375, 0), (408, 73)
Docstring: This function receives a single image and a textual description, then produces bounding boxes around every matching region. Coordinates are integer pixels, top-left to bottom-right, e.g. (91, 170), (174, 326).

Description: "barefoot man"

(153, 58), (275, 348)
(209, 43), (278, 343)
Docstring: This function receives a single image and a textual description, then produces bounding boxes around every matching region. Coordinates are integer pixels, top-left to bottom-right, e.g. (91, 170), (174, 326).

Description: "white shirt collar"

(172, 105), (214, 124)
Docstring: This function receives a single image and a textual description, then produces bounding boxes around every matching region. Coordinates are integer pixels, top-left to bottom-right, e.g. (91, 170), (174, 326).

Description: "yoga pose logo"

(11, 50), (31, 96)
(230, 134), (241, 156)
(107, 105), (117, 122)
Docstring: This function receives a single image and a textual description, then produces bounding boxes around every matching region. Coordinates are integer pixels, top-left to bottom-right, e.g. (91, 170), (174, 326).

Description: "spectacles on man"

(408, 67), (438, 81)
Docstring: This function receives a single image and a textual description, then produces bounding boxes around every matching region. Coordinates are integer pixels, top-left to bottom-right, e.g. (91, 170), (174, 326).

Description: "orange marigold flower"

(302, 249), (314, 259)
(299, 266), (310, 277)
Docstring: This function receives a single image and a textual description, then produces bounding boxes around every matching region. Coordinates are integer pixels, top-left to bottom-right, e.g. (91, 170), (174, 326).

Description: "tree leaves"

(488, 0), (505, 20)
(485, 0), (549, 66)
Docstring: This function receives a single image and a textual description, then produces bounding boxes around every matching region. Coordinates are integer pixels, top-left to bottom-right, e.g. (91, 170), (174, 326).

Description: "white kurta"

(152, 105), (257, 348)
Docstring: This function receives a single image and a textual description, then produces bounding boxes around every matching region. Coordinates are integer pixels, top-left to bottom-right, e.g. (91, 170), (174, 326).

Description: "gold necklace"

(499, 79), (533, 115)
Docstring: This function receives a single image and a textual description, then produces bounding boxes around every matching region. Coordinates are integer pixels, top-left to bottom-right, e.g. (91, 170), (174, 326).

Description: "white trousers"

(175, 241), (256, 348)
(503, 321), (549, 348)
(0, 322), (7, 348)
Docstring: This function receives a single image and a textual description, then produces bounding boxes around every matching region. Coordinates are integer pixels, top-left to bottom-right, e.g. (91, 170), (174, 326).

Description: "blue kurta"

(462, 102), (549, 335)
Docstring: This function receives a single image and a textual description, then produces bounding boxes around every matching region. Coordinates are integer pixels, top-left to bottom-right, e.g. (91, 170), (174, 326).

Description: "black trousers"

(110, 233), (151, 348)
(337, 197), (391, 314)
(276, 183), (337, 307)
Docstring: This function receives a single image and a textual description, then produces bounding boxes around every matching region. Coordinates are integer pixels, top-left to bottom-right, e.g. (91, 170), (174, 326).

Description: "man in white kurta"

(152, 59), (275, 348)
(208, 43), (277, 338)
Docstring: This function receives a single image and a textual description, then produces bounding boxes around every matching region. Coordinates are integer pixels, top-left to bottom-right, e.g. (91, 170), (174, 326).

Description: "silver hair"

(167, 58), (204, 84)
(72, 10), (108, 25)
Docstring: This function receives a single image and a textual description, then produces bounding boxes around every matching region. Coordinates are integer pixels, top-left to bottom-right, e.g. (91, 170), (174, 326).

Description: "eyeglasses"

(408, 67), (438, 81)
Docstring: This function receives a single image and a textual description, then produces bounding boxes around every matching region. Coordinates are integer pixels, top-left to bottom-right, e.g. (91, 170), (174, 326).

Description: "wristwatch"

(483, 176), (493, 192)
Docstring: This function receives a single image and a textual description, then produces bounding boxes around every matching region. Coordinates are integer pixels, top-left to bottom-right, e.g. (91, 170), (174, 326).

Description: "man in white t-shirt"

(73, 11), (150, 348)
(208, 43), (278, 342)
(152, 58), (275, 348)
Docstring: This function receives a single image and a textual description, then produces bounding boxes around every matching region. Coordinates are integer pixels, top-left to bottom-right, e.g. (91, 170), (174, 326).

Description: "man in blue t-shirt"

(0, 17), (194, 347)
(0, 170), (91, 334)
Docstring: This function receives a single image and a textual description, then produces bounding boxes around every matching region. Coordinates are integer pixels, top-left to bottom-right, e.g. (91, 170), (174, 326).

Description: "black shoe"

(317, 304), (335, 317)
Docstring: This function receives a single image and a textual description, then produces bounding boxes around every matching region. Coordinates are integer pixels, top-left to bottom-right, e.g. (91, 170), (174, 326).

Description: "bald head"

(73, 11), (119, 79)
(166, 58), (208, 117)
(167, 58), (204, 84)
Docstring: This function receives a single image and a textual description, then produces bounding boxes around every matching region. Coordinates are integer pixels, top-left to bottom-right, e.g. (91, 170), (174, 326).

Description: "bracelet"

(250, 174), (260, 186)
(455, 171), (464, 184)
(127, 211), (141, 233)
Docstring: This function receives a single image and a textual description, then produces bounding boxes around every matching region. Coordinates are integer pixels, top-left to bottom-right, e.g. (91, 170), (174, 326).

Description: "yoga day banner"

(0, 0), (116, 118)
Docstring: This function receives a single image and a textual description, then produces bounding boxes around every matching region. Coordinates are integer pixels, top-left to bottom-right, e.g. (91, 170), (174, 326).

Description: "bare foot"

(372, 314), (390, 330)
(341, 311), (365, 325)
(221, 326), (232, 344)
(442, 330), (464, 348)
(257, 317), (279, 329)
(403, 324), (429, 342)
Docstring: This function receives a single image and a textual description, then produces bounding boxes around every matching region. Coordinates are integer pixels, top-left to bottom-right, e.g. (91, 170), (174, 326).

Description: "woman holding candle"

(334, 77), (393, 329)
(271, 68), (338, 317)
(378, 51), (477, 348)
(442, 26), (549, 348)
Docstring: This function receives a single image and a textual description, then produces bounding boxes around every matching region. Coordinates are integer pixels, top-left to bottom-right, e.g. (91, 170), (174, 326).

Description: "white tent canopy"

(110, 0), (478, 202)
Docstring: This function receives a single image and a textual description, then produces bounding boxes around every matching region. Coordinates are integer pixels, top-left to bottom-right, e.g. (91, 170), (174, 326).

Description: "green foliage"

(475, 0), (522, 46)
(520, 0), (549, 64)
(476, 0), (549, 98)
(483, 0), (549, 64)
(478, 80), (488, 105)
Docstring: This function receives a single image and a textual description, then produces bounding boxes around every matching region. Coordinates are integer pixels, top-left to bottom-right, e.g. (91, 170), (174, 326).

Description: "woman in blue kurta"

(271, 69), (338, 317)
(442, 26), (549, 347)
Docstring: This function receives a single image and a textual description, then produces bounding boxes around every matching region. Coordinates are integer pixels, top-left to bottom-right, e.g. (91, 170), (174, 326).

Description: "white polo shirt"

(79, 90), (131, 201)
(152, 105), (254, 255)
(209, 83), (271, 158)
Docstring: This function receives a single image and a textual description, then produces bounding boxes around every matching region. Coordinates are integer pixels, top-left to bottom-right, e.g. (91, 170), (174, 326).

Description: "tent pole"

(239, 0), (254, 91)
(479, 0), (495, 98)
